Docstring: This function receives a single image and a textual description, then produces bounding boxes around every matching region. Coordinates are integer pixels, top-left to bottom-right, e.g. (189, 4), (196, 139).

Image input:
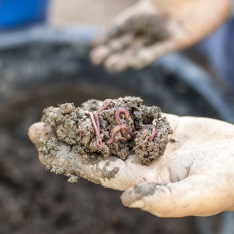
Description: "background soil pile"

(0, 108), (194, 234)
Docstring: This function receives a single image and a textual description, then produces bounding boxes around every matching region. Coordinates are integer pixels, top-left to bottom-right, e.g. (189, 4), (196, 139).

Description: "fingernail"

(121, 190), (145, 208)
(90, 46), (110, 65)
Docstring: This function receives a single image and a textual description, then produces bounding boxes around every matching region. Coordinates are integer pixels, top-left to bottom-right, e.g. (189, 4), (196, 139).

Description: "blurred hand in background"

(90, 0), (230, 73)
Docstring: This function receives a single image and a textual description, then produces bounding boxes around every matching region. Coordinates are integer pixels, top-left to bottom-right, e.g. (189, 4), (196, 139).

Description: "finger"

(91, 25), (123, 47)
(28, 122), (156, 191)
(91, 12), (135, 48)
(104, 37), (174, 72)
(91, 1), (143, 47)
(103, 53), (128, 73)
(90, 34), (133, 66)
(90, 46), (111, 65)
(103, 49), (134, 73)
(103, 38), (144, 73)
(128, 39), (176, 69)
(121, 175), (230, 217)
(161, 113), (179, 132)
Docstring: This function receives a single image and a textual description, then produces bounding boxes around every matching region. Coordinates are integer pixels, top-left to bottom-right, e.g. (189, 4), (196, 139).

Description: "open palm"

(90, 0), (230, 73)
(29, 113), (234, 217)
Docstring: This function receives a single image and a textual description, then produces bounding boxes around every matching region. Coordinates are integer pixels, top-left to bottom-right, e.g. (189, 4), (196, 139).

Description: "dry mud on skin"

(119, 14), (169, 45)
(41, 97), (172, 166)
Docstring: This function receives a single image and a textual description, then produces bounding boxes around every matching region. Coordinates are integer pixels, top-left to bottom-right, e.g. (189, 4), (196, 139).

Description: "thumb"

(121, 175), (229, 217)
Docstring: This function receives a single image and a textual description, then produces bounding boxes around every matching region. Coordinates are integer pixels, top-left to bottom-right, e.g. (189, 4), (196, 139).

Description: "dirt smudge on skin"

(121, 182), (161, 207)
(120, 14), (170, 46)
(99, 161), (120, 179)
(133, 183), (159, 197)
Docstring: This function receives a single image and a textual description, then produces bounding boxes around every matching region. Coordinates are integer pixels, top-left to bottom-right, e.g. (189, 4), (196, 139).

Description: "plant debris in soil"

(41, 96), (172, 165)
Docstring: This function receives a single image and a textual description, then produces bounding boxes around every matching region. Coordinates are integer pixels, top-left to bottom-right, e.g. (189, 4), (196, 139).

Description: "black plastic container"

(0, 26), (233, 234)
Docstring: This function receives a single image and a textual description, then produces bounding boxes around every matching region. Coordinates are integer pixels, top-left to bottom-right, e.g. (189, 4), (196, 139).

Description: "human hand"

(29, 114), (234, 217)
(90, 0), (230, 73)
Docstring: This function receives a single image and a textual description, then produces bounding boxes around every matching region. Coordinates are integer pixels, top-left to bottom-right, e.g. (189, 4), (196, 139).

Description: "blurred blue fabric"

(195, 17), (234, 92)
(0, 0), (49, 29)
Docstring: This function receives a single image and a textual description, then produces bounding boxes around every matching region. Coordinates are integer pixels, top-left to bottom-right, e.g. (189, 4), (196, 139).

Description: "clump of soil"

(42, 96), (172, 165)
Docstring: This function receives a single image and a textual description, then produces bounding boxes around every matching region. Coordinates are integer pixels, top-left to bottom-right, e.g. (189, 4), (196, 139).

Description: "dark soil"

(41, 97), (172, 165)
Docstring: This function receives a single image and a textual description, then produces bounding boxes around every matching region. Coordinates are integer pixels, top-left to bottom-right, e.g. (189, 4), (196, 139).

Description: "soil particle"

(41, 96), (172, 165)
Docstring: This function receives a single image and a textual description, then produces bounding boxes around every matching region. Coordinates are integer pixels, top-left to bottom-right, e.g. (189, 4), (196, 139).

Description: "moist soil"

(41, 97), (172, 165)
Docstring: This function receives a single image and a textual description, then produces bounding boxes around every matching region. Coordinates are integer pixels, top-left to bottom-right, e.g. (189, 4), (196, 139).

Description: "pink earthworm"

(133, 125), (157, 151)
(85, 99), (114, 147)
(93, 111), (100, 133)
(106, 124), (129, 145)
(148, 125), (158, 142)
(115, 108), (130, 137)
(87, 111), (102, 147)
(96, 99), (114, 114)
(115, 108), (129, 124)
(78, 130), (83, 138)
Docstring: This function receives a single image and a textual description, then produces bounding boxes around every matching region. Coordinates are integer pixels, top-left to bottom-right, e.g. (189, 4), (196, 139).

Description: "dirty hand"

(29, 114), (234, 217)
(90, 0), (230, 73)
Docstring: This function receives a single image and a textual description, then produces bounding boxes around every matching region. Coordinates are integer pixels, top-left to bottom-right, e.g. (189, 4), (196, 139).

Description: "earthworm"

(134, 125), (158, 150)
(86, 111), (102, 147)
(148, 125), (158, 142)
(96, 99), (114, 114)
(106, 124), (129, 145)
(78, 129), (83, 138)
(93, 111), (100, 133)
(86, 101), (137, 146)
(115, 108), (130, 137)
(86, 99), (115, 147)
(115, 108), (129, 124)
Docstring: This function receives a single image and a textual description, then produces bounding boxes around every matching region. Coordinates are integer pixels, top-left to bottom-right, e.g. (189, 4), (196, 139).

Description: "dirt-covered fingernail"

(121, 187), (145, 208)
(28, 122), (54, 147)
(121, 188), (136, 207)
(121, 182), (158, 208)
